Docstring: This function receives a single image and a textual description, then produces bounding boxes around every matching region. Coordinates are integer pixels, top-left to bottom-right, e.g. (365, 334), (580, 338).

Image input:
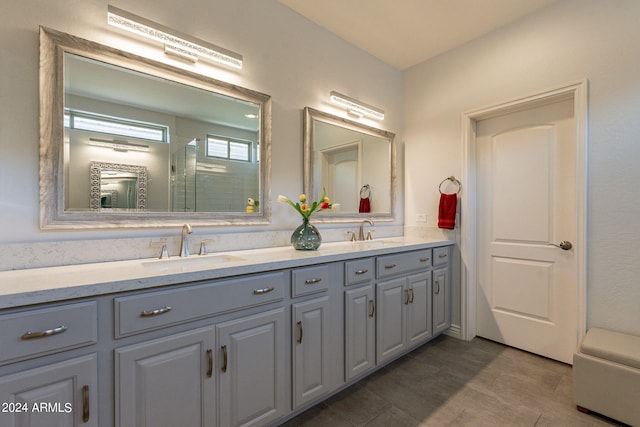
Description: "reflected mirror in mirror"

(303, 107), (395, 222)
(40, 27), (271, 228)
(89, 161), (147, 211)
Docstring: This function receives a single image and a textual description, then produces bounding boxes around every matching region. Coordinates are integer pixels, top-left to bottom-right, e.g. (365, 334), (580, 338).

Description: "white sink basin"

(142, 254), (246, 272)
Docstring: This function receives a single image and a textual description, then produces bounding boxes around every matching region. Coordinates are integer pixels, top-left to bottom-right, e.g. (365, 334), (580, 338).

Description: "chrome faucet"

(180, 224), (193, 257)
(358, 219), (374, 241)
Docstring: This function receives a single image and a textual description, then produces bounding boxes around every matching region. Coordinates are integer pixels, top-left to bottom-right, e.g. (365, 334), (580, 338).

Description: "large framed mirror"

(40, 27), (271, 228)
(303, 107), (396, 223)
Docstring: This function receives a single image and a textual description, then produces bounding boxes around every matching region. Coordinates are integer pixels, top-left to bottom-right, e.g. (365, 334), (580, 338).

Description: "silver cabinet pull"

(404, 289), (410, 305)
(409, 288), (415, 303)
(368, 300), (375, 317)
(385, 264), (397, 270)
(21, 325), (67, 340)
(253, 287), (274, 295)
(82, 385), (90, 423)
(304, 277), (322, 285)
(439, 254), (448, 259)
(434, 281), (440, 295)
(140, 306), (172, 317)
(355, 269), (369, 275)
(206, 349), (213, 378)
(221, 345), (228, 373)
(420, 257), (430, 263)
(296, 321), (303, 343)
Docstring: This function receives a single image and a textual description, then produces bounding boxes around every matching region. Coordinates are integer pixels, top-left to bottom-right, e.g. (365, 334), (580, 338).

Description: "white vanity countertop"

(0, 236), (454, 309)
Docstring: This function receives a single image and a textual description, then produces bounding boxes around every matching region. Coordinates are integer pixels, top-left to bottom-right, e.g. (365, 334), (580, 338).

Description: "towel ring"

(360, 184), (371, 198)
(439, 176), (462, 195)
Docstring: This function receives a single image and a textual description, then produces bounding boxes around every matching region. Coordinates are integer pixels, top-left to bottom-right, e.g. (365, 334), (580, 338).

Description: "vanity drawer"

(115, 271), (286, 338)
(433, 246), (450, 266)
(376, 249), (433, 278)
(345, 258), (374, 286)
(0, 301), (98, 365)
(291, 265), (330, 297)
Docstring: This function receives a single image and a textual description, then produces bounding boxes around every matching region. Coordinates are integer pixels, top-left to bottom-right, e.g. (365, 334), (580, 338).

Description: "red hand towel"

(438, 193), (457, 229)
(359, 197), (371, 213)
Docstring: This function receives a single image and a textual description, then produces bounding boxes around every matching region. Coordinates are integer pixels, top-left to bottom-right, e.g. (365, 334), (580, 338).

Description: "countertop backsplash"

(0, 225), (407, 271)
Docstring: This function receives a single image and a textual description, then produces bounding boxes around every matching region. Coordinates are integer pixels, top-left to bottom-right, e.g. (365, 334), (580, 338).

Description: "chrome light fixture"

(107, 5), (243, 69)
(89, 138), (150, 152)
(329, 91), (384, 120)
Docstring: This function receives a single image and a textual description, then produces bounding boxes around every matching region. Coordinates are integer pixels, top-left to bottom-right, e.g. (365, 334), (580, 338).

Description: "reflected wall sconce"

(89, 137), (150, 152)
(329, 91), (385, 120)
(107, 5), (243, 69)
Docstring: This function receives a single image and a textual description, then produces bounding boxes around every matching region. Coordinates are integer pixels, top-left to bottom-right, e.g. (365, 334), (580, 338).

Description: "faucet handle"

(346, 231), (357, 242)
(199, 239), (214, 256)
(366, 230), (375, 240)
(150, 241), (169, 259)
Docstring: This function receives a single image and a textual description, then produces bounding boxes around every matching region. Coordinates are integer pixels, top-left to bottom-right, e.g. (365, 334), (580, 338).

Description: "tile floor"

(280, 335), (626, 426)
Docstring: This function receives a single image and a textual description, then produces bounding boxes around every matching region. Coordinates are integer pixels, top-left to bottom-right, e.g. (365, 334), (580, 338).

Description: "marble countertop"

(0, 236), (454, 309)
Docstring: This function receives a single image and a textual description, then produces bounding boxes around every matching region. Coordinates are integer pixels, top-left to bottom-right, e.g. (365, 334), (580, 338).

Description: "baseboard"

(444, 324), (462, 339)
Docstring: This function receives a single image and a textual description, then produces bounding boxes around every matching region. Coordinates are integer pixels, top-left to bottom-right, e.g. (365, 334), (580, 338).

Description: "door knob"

(549, 241), (572, 250)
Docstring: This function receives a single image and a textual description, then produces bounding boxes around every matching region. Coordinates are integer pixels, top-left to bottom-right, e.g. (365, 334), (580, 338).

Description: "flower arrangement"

(246, 197), (259, 213)
(277, 189), (337, 219)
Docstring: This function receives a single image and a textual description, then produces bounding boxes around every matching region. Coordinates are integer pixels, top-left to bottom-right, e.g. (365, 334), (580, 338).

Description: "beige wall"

(0, 0), (403, 266)
(403, 0), (640, 335)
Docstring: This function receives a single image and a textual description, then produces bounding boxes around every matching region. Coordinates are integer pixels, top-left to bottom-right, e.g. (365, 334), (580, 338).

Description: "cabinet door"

(217, 308), (286, 427)
(0, 354), (97, 427)
(344, 285), (375, 381)
(406, 272), (433, 348)
(292, 296), (330, 408)
(375, 278), (407, 364)
(115, 327), (214, 427)
(433, 266), (451, 335)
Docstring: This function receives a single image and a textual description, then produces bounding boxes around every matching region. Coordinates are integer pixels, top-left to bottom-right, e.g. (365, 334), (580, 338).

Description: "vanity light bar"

(329, 91), (385, 121)
(107, 5), (243, 69)
(89, 138), (150, 152)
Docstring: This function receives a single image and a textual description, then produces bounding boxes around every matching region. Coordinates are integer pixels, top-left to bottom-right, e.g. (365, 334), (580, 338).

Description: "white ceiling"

(279, 0), (559, 70)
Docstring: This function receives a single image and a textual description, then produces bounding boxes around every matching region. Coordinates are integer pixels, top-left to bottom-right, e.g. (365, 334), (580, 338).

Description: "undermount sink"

(353, 240), (403, 248)
(142, 254), (246, 272)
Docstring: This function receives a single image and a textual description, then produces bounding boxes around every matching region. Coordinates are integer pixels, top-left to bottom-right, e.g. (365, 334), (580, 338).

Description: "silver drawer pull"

(420, 258), (430, 263)
(435, 281), (441, 295)
(385, 264), (397, 270)
(355, 269), (369, 275)
(140, 306), (172, 317)
(253, 287), (275, 295)
(305, 277), (322, 285)
(21, 325), (67, 340)
(439, 254), (448, 259)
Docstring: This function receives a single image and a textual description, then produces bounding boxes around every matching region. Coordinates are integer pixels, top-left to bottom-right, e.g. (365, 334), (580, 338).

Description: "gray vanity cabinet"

(344, 258), (376, 381)
(375, 248), (448, 365)
(375, 277), (407, 363)
(0, 301), (99, 427)
(115, 327), (215, 427)
(0, 354), (98, 427)
(432, 266), (451, 335)
(292, 295), (331, 409)
(216, 308), (286, 427)
(344, 284), (376, 380)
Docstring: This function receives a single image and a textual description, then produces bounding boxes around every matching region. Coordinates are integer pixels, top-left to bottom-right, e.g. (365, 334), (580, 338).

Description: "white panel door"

(476, 97), (577, 363)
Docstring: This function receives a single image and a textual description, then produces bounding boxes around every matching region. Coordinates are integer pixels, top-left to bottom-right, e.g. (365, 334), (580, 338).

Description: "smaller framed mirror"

(89, 162), (148, 211)
(303, 107), (396, 222)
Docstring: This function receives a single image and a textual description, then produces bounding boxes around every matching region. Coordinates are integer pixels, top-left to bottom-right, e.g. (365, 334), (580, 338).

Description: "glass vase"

(290, 218), (322, 250)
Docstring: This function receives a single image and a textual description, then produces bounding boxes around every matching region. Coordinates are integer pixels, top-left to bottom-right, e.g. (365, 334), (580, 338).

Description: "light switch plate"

(415, 213), (427, 223)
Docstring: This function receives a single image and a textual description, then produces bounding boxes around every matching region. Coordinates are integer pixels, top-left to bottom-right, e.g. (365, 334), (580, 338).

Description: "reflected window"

(206, 135), (252, 162)
(65, 110), (168, 143)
